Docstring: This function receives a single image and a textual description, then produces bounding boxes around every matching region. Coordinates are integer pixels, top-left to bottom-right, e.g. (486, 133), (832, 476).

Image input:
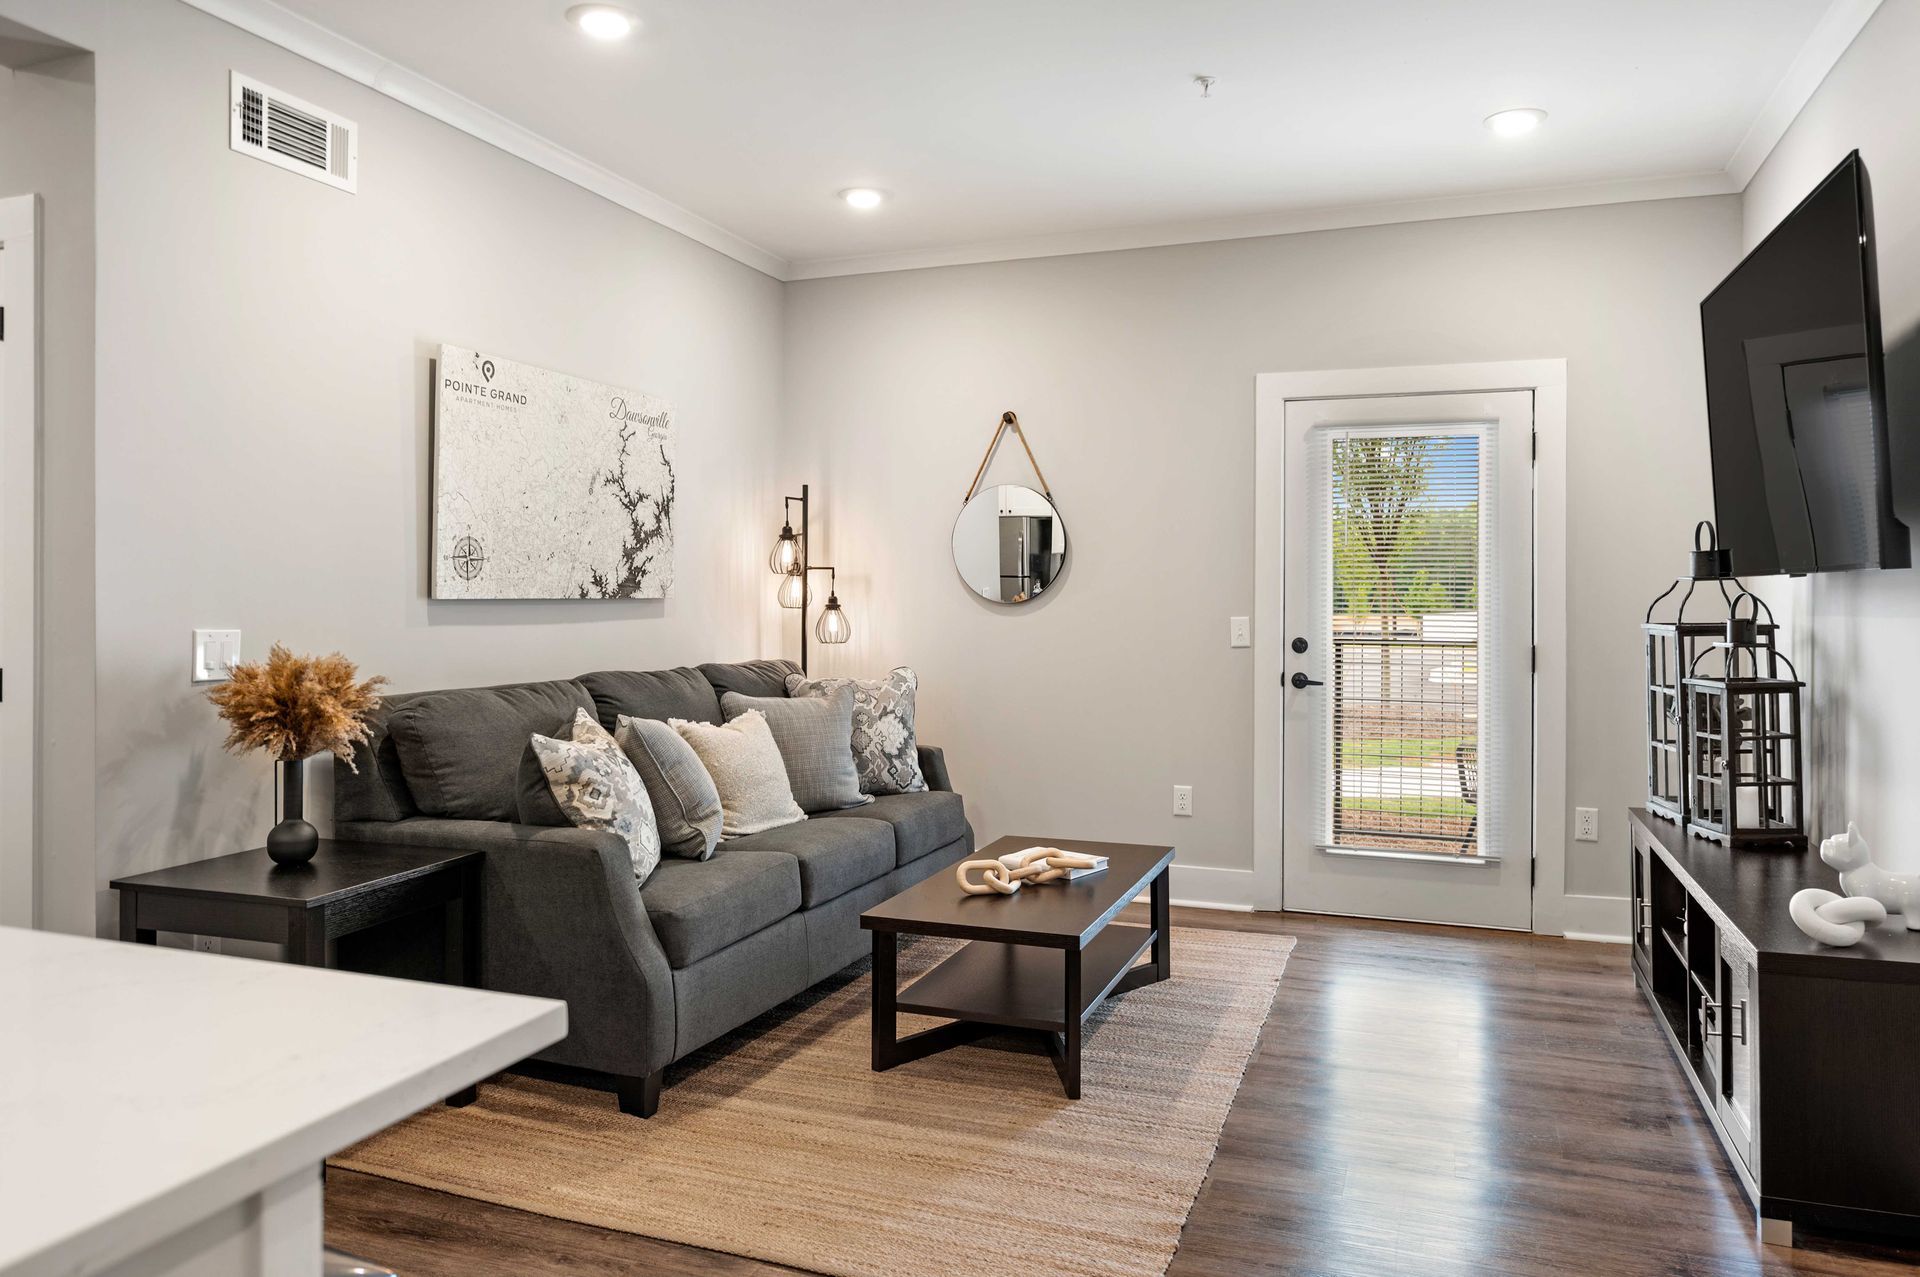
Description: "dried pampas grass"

(206, 644), (387, 770)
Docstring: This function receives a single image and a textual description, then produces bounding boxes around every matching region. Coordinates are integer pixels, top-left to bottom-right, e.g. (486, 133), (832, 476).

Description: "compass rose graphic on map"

(450, 536), (488, 582)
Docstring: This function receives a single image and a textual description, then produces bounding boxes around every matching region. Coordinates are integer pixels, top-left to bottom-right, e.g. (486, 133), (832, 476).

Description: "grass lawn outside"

(1338, 736), (1469, 768)
(1341, 796), (1477, 819)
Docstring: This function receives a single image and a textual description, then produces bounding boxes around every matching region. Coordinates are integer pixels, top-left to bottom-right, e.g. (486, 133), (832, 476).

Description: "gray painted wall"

(0, 0), (1775, 930)
(0, 50), (95, 934)
(0, 0), (786, 935)
(1742, 0), (1920, 868)
(784, 196), (1741, 911)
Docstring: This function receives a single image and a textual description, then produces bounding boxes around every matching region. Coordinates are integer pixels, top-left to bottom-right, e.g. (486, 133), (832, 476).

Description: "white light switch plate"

(1229, 616), (1251, 648)
(1575, 807), (1599, 842)
(193, 629), (241, 683)
(1173, 785), (1194, 817)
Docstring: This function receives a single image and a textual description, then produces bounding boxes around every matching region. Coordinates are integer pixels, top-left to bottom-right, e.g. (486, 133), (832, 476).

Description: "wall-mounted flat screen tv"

(1700, 150), (1908, 575)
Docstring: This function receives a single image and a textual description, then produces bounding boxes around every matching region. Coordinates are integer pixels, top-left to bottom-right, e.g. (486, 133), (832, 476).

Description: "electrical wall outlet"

(1173, 785), (1194, 817)
(1575, 807), (1600, 842)
(1229, 616), (1251, 648)
(192, 935), (220, 955)
(192, 629), (241, 683)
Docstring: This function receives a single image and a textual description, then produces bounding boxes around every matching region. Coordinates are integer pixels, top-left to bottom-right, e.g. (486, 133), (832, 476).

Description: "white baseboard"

(1127, 863), (1261, 912)
(1171, 863), (1260, 911)
(1559, 893), (1630, 943)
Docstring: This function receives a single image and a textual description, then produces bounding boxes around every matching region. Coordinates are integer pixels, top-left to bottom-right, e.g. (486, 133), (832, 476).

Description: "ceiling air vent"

(228, 72), (357, 193)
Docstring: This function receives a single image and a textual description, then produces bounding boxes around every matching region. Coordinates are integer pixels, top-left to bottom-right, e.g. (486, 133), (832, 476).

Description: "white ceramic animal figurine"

(1819, 822), (1920, 930)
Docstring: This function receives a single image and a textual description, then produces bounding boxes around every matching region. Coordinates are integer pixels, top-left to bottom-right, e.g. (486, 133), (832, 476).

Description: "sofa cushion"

(387, 680), (594, 822)
(811, 790), (968, 867)
(639, 848), (802, 968)
(699, 659), (800, 700)
(729, 816), (894, 907)
(579, 667), (723, 729)
(720, 686), (869, 814)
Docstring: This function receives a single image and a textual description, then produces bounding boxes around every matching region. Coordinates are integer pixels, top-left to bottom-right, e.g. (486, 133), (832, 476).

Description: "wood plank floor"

(326, 909), (1920, 1275)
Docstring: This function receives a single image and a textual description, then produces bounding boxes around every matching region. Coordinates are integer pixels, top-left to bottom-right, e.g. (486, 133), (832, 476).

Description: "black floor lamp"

(771, 484), (852, 675)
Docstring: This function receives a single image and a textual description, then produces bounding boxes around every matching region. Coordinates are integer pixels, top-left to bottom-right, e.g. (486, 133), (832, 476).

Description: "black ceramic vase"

(267, 755), (320, 866)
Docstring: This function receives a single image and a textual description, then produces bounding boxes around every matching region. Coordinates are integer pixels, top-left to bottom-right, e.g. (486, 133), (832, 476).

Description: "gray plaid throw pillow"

(784, 667), (926, 796)
(719, 685), (870, 814)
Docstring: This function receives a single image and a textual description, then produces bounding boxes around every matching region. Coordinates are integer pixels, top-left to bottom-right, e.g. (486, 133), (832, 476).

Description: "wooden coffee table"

(861, 836), (1174, 1099)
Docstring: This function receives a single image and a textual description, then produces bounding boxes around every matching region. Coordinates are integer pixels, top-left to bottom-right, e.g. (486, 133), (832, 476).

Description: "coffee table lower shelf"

(871, 921), (1168, 1099)
(897, 924), (1157, 1029)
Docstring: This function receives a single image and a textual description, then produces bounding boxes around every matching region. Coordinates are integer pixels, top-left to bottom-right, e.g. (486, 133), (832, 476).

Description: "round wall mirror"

(952, 484), (1068, 605)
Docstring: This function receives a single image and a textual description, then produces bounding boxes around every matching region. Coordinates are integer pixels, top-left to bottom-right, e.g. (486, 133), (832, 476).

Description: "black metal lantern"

(1642, 522), (1775, 826)
(1682, 592), (1805, 848)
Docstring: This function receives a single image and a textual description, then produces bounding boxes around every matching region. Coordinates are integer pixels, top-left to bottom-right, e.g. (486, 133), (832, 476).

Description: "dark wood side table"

(112, 841), (485, 1105)
(861, 837), (1174, 1100)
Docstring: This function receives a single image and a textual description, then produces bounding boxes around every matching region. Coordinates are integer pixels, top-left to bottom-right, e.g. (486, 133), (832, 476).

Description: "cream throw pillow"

(671, 710), (807, 838)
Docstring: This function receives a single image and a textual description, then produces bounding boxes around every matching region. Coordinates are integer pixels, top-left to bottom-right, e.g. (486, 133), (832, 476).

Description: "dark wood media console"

(1628, 807), (1920, 1247)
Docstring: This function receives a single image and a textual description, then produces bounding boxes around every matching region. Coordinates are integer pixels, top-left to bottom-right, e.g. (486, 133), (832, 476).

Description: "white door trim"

(1254, 360), (1569, 934)
(0, 194), (40, 929)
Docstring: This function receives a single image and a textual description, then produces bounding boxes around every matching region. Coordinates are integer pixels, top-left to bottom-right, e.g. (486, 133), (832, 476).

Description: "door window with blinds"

(1305, 424), (1506, 859)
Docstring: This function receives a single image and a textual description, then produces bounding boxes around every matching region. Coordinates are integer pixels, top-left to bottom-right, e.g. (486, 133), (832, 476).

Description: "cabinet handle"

(1699, 1000), (1721, 1040)
(1638, 901), (1652, 936)
(1729, 999), (1748, 1045)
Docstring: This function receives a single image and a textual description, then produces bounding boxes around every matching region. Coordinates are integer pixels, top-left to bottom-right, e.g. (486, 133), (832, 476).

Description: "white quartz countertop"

(0, 927), (566, 1276)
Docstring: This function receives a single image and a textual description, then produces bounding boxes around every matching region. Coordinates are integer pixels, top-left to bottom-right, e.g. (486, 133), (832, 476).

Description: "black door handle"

(1290, 672), (1324, 689)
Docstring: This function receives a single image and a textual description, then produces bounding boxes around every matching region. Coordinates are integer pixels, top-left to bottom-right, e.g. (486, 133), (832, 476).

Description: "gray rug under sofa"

(332, 658), (972, 1117)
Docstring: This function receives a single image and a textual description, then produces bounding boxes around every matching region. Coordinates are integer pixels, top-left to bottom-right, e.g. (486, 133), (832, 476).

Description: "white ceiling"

(207, 0), (1875, 278)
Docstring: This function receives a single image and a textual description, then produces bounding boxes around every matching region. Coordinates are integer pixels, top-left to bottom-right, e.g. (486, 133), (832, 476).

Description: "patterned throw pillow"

(530, 707), (662, 884)
(784, 667), (926, 796)
(672, 710), (808, 838)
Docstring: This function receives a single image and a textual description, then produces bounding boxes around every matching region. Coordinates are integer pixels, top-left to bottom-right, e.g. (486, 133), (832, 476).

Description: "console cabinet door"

(1717, 939), (1756, 1173)
(1630, 834), (1653, 972)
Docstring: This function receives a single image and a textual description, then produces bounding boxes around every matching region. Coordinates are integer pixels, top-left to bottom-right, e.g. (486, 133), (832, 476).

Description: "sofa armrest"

(917, 744), (954, 793)
(336, 818), (674, 1079)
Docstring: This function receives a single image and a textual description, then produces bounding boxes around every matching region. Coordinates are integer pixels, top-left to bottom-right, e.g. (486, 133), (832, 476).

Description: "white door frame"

(0, 194), (40, 929)
(1254, 360), (1569, 934)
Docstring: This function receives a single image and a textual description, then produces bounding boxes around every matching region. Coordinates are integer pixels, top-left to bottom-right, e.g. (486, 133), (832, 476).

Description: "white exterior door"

(1279, 390), (1534, 930)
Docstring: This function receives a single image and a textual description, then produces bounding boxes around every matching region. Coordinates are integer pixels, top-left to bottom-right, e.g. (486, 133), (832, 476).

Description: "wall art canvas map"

(432, 345), (675, 599)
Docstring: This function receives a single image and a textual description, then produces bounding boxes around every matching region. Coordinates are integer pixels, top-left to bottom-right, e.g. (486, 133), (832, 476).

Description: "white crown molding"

(175, 0), (795, 280)
(1726, 0), (1885, 187)
(787, 171), (1740, 280)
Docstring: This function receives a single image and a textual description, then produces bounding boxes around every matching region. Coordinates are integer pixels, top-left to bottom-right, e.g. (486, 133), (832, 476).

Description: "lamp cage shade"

(770, 524), (802, 576)
(776, 572), (809, 610)
(815, 596), (851, 645)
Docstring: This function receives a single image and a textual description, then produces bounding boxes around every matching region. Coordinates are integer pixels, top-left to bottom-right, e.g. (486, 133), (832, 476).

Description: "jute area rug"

(335, 925), (1294, 1277)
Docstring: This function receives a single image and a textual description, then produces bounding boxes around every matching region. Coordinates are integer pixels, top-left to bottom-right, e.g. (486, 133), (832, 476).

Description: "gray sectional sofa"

(332, 658), (972, 1117)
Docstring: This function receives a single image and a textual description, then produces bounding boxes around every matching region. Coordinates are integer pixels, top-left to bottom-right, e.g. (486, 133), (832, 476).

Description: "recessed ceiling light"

(839, 188), (886, 211)
(1484, 107), (1547, 138)
(567, 4), (638, 40)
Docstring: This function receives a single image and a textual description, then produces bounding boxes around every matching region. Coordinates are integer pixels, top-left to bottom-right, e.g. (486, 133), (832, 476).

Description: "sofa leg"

(616, 1069), (663, 1118)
